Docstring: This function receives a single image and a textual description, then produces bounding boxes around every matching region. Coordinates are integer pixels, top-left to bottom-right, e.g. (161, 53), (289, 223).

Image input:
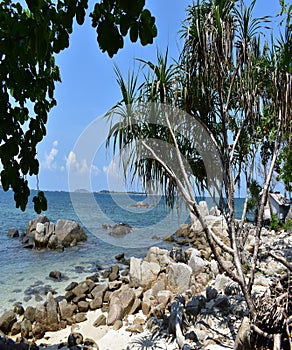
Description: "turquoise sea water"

(0, 189), (245, 314)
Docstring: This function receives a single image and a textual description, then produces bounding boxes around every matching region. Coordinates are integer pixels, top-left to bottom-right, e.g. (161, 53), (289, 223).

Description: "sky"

(28, 0), (284, 193)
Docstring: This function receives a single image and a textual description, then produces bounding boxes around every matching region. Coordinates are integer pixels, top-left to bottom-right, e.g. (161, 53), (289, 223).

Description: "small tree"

(106, 0), (292, 347)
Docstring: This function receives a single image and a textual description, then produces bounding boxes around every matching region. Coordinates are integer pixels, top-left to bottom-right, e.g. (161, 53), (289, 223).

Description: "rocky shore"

(1, 206), (291, 349)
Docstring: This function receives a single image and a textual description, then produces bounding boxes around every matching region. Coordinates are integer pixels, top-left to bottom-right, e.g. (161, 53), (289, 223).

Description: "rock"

(206, 286), (218, 301)
(224, 281), (240, 296)
(90, 283), (108, 299)
(84, 338), (99, 350)
(78, 301), (89, 313)
(49, 271), (62, 281)
(0, 311), (17, 334)
(129, 257), (160, 288)
(74, 313), (87, 323)
(233, 316), (252, 350)
(108, 265), (119, 282)
(107, 303), (123, 326)
(115, 253), (125, 261)
(11, 321), (21, 336)
(72, 281), (91, 297)
(26, 216), (49, 234)
(186, 296), (206, 317)
(109, 223), (132, 237)
(214, 295), (230, 313)
(90, 296), (103, 310)
(145, 246), (171, 268)
(47, 234), (58, 250)
(24, 306), (36, 323)
(21, 319), (32, 338)
(170, 247), (188, 263)
(46, 292), (59, 331)
(55, 219), (87, 247)
(131, 201), (149, 208)
(13, 303), (25, 316)
(188, 250), (209, 274)
(112, 320), (123, 330)
(167, 262), (192, 293)
(199, 201), (209, 217)
(8, 229), (19, 238)
(65, 282), (79, 292)
(175, 224), (191, 238)
(58, 300), (77, 321)
(126, 324), (144, 333)
(68, 332), (83, 348)
(110, 285), (136, 317)
(93, 314), (106, 327)
(32, 321), (45, 339)
(156, 290), (172, 306)
(214, 274), (233, 293)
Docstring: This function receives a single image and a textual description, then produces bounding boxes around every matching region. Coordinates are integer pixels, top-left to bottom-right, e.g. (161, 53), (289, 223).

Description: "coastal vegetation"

(106, 0), (292, 348)
(0, 0), (156, 213)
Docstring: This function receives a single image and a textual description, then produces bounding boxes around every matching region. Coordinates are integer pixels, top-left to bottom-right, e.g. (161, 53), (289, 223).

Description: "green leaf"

(130, 22), (139, 42)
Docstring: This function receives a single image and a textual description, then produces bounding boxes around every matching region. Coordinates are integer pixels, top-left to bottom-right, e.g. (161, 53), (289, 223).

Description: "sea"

(0, 189), (245, 315)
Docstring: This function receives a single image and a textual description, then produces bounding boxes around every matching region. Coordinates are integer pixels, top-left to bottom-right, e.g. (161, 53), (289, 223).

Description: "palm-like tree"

(106, 1), (291, 345)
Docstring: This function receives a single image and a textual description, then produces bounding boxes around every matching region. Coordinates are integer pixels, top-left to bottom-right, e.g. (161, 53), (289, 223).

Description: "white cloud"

(66, 151), (100, 176)
(42, 140), (59, 170)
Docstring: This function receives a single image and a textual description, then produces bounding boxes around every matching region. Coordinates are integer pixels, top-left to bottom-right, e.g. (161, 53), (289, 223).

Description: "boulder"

(109, 223), (132, 237)
(55, 220), (87, 247)
(167, 262), (192, 293)
(21, 319), (32, 338)
(49, 271), (62, 281)
(8, 229), (19, 238)
(93, 314), (106, 327)
(199, 201), (209, 217)
(145, 246), (171, 268)
(130, 257), (160, 288)
(58, 300), (77, 321)
(0, 311), (16, 334)
(175, 224), (191, 238)
(188, 251), (209, 275)
(26, 215), (49, 232)
(46, 292), (59, 331)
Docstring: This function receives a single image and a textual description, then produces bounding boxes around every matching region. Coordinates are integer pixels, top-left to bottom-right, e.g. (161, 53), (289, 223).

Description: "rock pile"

(9, 216), (87, 251)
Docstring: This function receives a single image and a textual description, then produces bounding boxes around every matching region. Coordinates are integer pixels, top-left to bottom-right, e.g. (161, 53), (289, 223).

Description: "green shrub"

(270, 214), (279, 231)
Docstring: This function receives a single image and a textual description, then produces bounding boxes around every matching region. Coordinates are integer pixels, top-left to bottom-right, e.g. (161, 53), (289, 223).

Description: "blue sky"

(29, 0), (284, 192)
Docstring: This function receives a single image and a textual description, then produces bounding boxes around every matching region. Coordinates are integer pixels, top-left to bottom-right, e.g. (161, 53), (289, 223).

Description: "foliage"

(246, 180), (262, 223)
(282, 218), (292, 231)
(270, 213), (279, 231)
(0, 0), (156, 212)
(106, 1), (292, 339)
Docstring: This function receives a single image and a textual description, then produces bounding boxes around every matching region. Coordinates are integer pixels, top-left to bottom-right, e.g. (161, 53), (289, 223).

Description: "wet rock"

(66, 282), (79, 291)
(8, 229), (19, 238)
(0, 311), (17, 334)
(55, 219), (87, 247)
(115, 253), (125, 261)
(109, 223), (132, 237)
(49, 271), (62, 281)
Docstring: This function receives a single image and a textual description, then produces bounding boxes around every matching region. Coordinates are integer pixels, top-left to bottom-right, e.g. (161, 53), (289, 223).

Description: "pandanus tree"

(106, 0), (292, 347)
